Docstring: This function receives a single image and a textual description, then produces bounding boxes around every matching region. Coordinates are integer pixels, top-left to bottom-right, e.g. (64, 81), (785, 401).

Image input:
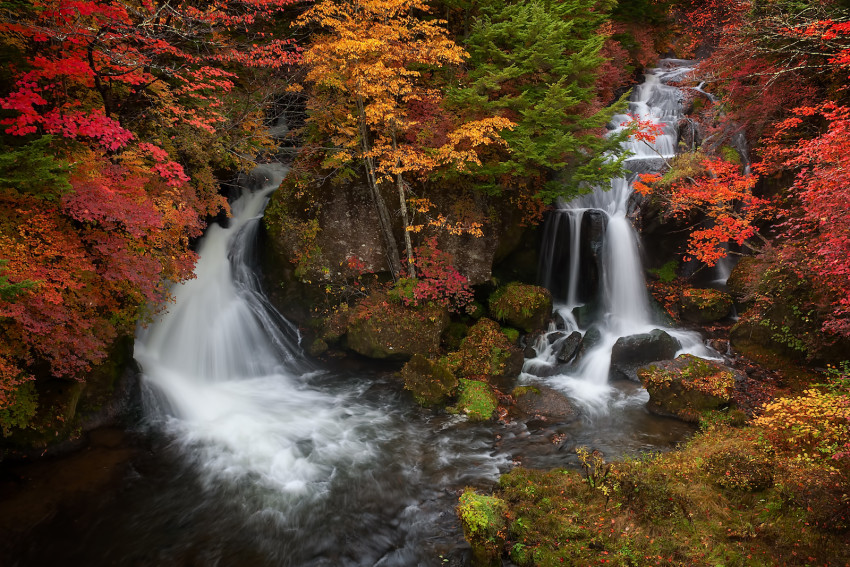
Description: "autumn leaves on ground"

(0, 0), (849, 565)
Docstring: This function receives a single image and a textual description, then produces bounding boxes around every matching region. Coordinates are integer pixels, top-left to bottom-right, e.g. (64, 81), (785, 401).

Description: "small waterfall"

(529, 60), (718, 413)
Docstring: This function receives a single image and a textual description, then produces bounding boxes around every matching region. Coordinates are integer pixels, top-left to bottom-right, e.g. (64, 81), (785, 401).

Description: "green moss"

(511, 385), (541, 397)
(458, 489), (507, 567)
(446, 318), (518, 381)
(720, 144), (742, 165)
(501, 327), (520, 344)
(488, 282), (552, 332)
(400, 354), (458, 407)
(649, 260), (678, 283)
(452, 379), (497, 421)
(638, 355), (736, 422)
(464, 425), (850, 566)
(679, 288), (733, 323)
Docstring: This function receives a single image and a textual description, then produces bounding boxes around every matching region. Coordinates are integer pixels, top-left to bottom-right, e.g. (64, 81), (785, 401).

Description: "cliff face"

(262, 175), (537, 319)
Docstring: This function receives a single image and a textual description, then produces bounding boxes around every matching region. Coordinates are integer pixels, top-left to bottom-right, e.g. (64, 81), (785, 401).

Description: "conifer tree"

(453, 0), (629, 201)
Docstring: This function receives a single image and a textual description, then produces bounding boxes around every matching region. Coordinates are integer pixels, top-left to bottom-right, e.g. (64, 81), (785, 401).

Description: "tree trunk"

(356, 95), (403, 280)
(392, 130), (416, 278)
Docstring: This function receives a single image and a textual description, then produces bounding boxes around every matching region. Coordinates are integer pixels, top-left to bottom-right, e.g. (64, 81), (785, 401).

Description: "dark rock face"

(578, 210), (608, 305)
(637, 354), (743, 423)
(611, 329), (681, 366)
(610, 329), (682, 381)
(554, 331), (583, 364)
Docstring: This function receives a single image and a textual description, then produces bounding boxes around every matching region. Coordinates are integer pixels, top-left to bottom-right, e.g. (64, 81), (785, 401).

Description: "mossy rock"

(679, 288), (733, 323)
(307, 338), (329, 357)
(457, 489), (507, 566)
(726, 256), (760, 304)
(400, 355), (458, 407)
(344, 292), (449, 360)
(637, 354), (742, 423)
(451, 379), (498, 421)
(446, 318), (524, 389)
(701, 436), (774, 491)
(488, 282), (552, 332)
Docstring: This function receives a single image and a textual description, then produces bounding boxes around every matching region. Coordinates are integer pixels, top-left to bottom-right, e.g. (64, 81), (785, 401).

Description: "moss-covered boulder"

(446, 318), (524, 389)
(488, 282), (552, 332)
(400, 355), (458, 407)
(679, 288), (733, 323)
(451, 379), (498, 421)
(637, 354), (741, 422)
(511, 385), (578, 422)
(344, 292), (449, 360)
(457, 489), (507, 567)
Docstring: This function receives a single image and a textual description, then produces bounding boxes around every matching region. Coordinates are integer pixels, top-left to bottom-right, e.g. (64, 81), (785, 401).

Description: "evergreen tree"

(453, 0), (630, 201)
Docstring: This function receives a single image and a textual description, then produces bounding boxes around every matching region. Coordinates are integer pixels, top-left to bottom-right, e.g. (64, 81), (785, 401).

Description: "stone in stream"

(510, 385), (578, 424)
(554, 331), (583, 364)
(488, 282), (553, 332)
(609, 329), (681, 381)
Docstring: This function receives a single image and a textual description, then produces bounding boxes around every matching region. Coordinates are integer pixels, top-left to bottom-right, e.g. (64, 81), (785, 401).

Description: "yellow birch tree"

(297, 0), (513, 279)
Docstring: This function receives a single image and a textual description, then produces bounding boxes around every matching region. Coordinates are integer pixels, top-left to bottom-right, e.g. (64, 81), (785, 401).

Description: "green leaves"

(0, 137), (72, 202)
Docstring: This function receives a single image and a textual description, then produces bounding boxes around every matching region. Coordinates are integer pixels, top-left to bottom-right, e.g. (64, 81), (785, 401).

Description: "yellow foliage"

(755, 388), (850, 462)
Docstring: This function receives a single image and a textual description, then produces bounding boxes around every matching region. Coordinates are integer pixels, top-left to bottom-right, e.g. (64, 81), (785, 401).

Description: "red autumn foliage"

(0, 0), (301, 425)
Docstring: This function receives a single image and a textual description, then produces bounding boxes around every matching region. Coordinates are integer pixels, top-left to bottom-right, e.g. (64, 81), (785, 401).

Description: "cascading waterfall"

(528, 60), (718, 413)
(130, 162), (508, 565)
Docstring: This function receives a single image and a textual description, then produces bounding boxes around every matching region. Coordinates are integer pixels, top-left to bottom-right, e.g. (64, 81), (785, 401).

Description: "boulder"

(511, 385), (578, 422)
(554, 331), (583, 364)
(679, 288), (733, 323)
(637, 354), (743, 422)
(446, 318), (524, 390)
(488, 282), (553, 332)
(610, 329), (681, 381)
(452, 379), (498, 421)
(400, 355), (458, 407)
(345, 292), (449, 360)
(611, 329), (681, 366)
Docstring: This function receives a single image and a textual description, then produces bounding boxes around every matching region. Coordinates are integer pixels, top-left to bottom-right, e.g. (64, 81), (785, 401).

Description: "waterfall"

(528, 60), (718, 413)
(134, 164), (396, 495)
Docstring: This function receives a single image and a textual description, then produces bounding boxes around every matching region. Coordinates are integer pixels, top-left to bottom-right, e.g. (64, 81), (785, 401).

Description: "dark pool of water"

(1, 371), (693, 567)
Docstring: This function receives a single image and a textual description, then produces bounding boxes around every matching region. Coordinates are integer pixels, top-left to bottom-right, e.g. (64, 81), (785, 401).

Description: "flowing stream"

(5, 61), (712, 567)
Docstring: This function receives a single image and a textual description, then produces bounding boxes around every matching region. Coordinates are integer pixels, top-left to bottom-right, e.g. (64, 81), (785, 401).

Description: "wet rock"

(547, 331), (566, 345)
(307, 338), (328, 357)
(571, 326), (603, 367)
(637, 354), (743, 423)
(511, 385), (578, 423)
(571, 302), (600, 329)
(553, 311), (570, 330)
(611, 329), (681, 366)
(554, 331), (583, 364)
(679, 288), (733, 323)
(578, 210), (608, 304)
(488, 282), (553, 332)
(610, 329), (681, 381)
(400, 355), (458, 407)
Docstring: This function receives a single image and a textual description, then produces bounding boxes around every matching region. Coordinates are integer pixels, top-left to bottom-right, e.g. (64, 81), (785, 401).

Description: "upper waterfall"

(528, 60), (718, 413)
